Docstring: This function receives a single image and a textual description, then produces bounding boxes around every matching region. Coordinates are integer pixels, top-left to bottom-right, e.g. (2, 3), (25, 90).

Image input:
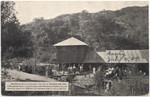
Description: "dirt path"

(6, 69), (57, 82)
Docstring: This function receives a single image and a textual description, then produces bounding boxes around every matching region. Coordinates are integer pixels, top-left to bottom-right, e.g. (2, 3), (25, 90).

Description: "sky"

(14, 1), (149, 24)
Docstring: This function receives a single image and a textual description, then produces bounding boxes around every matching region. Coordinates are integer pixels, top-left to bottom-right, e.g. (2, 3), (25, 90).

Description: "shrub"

(94, 69), (106, 94)
(109, 76), (149, 96)
(94, 67), (149, 96)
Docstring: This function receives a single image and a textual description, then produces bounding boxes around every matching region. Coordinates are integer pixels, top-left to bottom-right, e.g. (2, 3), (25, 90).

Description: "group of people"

(105, 66), (127, 80)
(59, 64), (97, 75)
(67, 64), (83, 74)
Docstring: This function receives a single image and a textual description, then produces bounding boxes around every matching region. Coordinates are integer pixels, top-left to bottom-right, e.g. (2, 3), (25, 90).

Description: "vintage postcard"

(1, 1), (149, 96)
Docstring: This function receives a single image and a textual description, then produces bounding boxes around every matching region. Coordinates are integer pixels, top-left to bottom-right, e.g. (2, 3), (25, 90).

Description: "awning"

(83, 51), (105, 63)
(97, 50), (149, 63)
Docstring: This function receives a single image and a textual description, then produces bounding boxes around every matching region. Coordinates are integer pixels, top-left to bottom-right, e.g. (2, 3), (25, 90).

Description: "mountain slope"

(21, 6), (148, 62)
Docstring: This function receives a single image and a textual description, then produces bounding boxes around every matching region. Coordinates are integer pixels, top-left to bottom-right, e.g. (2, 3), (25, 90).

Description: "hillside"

(21, 6), (148, 63)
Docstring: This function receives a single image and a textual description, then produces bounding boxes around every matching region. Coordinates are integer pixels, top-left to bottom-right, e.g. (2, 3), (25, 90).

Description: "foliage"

(21, 6), (148, 63)
(94, 67), (106, 94)
(109, 76), (149, 96)
(2, 2), (148, 63)
(1, 1), (34, 60)
(94, 65), (149, 96)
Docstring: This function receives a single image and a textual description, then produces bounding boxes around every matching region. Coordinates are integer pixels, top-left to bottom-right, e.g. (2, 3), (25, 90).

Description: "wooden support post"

(45, 66), (49, 77)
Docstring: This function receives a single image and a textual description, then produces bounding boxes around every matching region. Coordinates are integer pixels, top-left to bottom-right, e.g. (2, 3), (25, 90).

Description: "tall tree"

(1, 1), (34, 59)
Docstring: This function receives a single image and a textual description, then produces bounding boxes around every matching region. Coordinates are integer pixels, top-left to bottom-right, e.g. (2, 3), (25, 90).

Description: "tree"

(1, 1), (34, 59)
(20, 6), (148, 63)
(93, 15), (127, 51)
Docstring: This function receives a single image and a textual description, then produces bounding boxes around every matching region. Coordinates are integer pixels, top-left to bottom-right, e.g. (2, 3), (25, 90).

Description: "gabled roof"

(97, 50), (149, 63)
(53, 37), (88, 46)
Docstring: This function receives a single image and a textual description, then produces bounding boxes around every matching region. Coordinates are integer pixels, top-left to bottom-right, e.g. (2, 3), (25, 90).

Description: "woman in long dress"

(93, 67), (96, 74)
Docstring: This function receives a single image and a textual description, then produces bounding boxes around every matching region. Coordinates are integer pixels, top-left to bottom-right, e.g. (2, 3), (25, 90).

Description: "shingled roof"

(53, 37), (88, 46)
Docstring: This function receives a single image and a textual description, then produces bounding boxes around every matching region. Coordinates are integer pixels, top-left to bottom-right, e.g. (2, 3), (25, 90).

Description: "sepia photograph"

(1, 1), (149, 96)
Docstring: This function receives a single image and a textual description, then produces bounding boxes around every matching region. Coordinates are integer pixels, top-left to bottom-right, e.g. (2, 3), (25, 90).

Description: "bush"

(94, 69), (106, 94)
(1, 60), (11, 68)
(94, 67), (149, 96)
(108, 76), (149, 96)
(36, 66), (46, 76)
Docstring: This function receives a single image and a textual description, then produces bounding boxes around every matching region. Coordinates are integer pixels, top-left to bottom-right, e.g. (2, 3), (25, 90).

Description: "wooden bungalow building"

(53, 37), (149, 75)
(53, 37), (92, 72)
(53, 37), (89, 64)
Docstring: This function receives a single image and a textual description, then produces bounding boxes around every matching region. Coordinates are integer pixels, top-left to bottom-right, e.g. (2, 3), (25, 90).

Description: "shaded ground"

(1, 68), (100, 96)
(73, 74), (95, 88)
(2, 68), (149, 96)
(5, 69), (57, 82)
